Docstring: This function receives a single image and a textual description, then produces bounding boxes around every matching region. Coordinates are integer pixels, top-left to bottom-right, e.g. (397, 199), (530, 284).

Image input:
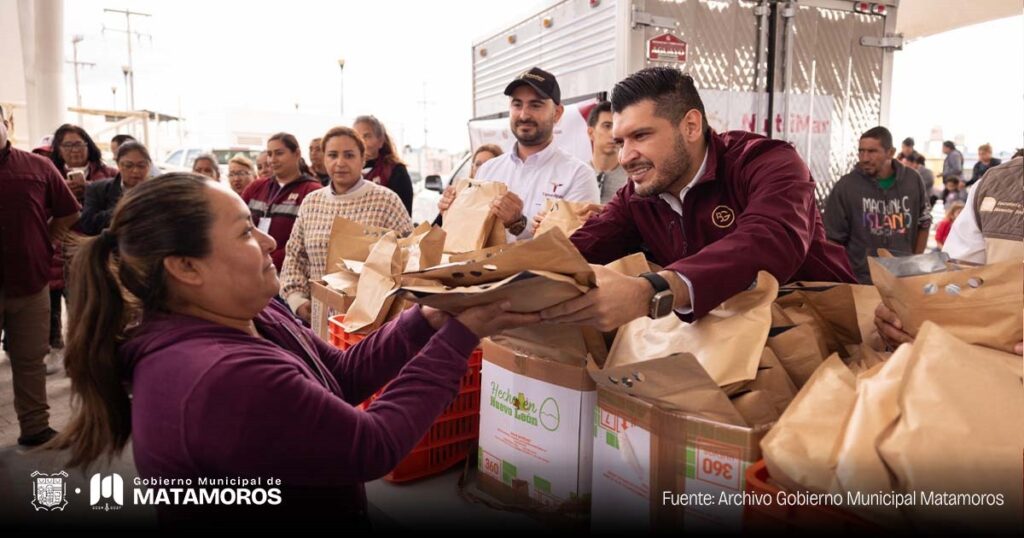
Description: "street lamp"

(337, 57), (346, 117)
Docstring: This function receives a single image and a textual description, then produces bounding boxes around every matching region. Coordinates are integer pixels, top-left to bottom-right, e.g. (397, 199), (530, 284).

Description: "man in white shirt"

(438, 67), (599, 240)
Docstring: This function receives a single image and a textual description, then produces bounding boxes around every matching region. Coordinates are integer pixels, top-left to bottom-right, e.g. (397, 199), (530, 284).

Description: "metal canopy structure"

(895, 0), (1022, 40)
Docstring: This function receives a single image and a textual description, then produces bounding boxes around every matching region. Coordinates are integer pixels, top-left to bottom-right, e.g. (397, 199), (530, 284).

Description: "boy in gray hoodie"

(824, 126), (932, 283)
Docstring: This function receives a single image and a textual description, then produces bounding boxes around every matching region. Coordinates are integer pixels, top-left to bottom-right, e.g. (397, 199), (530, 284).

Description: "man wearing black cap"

(438, 67), (599, 240)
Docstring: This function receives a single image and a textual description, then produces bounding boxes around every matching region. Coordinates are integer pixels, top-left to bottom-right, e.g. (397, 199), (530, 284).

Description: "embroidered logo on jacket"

(712, 205), (736, 228)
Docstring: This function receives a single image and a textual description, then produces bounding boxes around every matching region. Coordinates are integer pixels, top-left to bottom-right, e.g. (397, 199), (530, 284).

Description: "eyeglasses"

(119, 161), (150, 172)
(228, 170), (253, 178)
(60, 142), (87, 150)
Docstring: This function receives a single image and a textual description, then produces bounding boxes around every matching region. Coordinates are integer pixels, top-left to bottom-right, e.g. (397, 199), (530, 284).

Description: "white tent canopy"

(895, 0), (1023, 40)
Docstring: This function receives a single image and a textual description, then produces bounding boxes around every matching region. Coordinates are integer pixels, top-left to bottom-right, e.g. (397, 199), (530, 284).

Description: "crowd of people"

(0, 64), (1020, 527)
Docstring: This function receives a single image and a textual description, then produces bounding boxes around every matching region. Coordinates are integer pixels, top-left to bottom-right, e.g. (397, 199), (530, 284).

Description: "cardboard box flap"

(589, 352), (748, 427)
(481, 337), (595, 391)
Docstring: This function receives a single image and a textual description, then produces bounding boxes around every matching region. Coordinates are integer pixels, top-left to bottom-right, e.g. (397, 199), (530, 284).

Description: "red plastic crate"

(328, 314), (367, 350)
(327, 314), (484, 482)
(744, 460), (877, 531)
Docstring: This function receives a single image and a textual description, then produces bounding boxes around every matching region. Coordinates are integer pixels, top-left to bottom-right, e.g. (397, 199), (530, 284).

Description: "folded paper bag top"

(441, 179), (508, 254)
(535, 198), (592, 238)
(588, 352), (748, 427)
(868, 257), (1023, 353)
(603, 271), (778, 387)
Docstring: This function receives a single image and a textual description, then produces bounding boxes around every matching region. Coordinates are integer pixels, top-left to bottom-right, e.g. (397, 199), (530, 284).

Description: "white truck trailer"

(468, 0), (905, 205)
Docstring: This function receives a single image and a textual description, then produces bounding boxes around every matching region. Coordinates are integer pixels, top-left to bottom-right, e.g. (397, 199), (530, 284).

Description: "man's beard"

(512, 119), (553, 147)
(630, 132), (692, 198)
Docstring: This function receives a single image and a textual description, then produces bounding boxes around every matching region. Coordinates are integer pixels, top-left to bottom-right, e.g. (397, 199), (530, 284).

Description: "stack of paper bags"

(339, 223), (445, 333)
(589, 271), (798, 428)
(769, 280), (883, 388)
(397, 228), (595, 313)
(761, 322), (1023, 532)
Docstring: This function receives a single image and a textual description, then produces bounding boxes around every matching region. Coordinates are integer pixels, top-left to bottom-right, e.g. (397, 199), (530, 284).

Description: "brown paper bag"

(767, 324), (828, 388)
(324, 217), (391, 272)
(341, 232), (403, 333)
(770, 303), (794, 328)
(760, 354), (858, 493)
(442, 179), (508, 253)
(746, 347), (798, 416)
(398, 222), (445, 272)
(777, 282), (880, 354)
(534, 198), (590, 238)
(604, 252), (650, 277)
(877, 322), (1024, 531)
(589, 352), (748, 427)
(604, 272), (778, 386)
(868, 258), (1024, 354)
(399, 228), (595, 313)
(489, 324), (606, 367)
(729, 390), (781, 428)
(322, 268), (360, 296)
(831, 344), (915, 525)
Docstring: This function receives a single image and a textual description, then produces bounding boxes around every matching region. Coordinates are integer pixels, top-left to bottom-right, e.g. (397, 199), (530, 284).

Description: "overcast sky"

(63, 0), (1022, 155)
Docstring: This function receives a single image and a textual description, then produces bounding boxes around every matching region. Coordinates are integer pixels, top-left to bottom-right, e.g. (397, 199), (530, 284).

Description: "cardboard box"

(476, 338), (596, 514)
(309, 280), (354, 341)
(590, 387), (770, 533)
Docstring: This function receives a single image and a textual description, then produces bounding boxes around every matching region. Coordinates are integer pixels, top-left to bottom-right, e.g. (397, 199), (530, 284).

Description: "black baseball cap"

(504, 67), (561, 105)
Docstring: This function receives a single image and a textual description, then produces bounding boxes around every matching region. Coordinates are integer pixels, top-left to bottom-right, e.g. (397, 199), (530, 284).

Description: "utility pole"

(337, 57), (346, 117)
(103, 7), (151, 111)
(67, 34), (95, 125)
(417, 82), (435, 175)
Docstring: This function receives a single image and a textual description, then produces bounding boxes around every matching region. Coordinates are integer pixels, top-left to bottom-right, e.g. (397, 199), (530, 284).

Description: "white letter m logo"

(90, 473), (124, 507)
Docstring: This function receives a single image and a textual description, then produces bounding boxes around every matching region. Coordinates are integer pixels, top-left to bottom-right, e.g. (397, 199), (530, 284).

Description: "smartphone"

(68, 170), (86, 183)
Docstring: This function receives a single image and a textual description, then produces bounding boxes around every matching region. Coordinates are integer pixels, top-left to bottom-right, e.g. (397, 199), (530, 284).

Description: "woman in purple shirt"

(48, 173), (537, 529)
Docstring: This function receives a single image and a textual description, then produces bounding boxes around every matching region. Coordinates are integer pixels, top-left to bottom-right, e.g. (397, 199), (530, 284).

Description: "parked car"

(414, 154), (472, 224)
(158, 146), (264, 176)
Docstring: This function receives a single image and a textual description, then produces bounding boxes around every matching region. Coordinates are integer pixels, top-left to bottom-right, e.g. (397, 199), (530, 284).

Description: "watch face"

(651, 290), (674, 318)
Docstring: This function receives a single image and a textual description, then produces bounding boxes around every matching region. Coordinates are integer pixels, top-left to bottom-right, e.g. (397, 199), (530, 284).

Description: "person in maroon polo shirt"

(539, 68), (855, 331)
(0, 104), (81, 446)
(241, 132), (321, 272)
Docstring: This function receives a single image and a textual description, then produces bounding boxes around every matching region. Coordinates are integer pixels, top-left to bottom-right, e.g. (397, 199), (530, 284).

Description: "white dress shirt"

(657, 150), (709, 315)
(475, 141), (600, 240)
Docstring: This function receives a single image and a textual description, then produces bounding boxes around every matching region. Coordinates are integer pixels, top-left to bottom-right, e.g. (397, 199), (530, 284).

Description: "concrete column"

(17, 0), (65, 145)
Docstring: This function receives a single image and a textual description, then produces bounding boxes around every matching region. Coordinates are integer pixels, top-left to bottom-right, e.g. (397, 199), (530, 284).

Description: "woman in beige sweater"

(281, 126), (413, 322)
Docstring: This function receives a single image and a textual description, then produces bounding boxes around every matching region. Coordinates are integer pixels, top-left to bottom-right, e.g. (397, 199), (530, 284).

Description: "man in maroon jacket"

(541, 68), (855, 330)
(0, 104), (82, 445)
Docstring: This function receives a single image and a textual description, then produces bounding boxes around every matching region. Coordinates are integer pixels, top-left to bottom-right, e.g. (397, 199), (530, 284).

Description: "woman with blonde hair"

(227, 154), (256, 195)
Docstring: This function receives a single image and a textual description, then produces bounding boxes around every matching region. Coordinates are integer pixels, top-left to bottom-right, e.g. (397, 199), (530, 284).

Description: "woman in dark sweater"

(48, 173), (537, 529)
(354, 115), (414, 215)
